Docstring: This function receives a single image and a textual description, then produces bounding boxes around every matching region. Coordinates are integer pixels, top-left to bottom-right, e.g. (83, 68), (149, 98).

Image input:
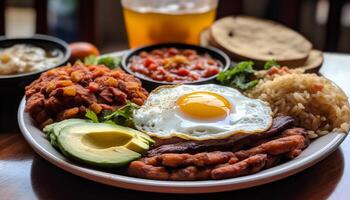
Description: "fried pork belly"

(170, 166), (213, 181)
(234, 134), (308, 160)
(211, 154), (268, 179)
(160, 151), (235, 168)
(128, 161), (169, 180)
(128, 128), (309, 181)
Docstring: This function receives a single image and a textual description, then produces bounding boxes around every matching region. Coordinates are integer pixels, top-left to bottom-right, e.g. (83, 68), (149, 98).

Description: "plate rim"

(18, 97), (347, 193)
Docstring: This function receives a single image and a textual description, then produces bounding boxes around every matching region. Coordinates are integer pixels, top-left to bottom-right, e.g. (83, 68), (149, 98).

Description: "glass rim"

(121, 0), (218, 14)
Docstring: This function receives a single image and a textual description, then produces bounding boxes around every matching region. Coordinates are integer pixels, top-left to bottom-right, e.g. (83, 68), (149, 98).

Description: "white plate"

(18, 98), (347, 193)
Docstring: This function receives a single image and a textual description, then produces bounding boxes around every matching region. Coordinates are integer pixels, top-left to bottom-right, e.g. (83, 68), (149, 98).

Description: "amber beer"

(122, 0), (217, 48)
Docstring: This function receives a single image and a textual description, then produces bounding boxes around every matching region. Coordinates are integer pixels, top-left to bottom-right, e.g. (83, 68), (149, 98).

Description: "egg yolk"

(176, 91), (232, 121)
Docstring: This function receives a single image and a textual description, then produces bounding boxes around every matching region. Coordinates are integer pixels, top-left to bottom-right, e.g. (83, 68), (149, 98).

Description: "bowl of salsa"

(122, 43), (230, 89)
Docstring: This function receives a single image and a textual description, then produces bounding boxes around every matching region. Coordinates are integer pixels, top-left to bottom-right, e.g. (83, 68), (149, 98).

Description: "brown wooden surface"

(1, 53), (350, 200)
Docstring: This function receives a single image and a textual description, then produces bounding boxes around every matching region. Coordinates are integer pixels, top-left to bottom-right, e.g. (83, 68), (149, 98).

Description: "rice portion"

(247, 73), (350, 138)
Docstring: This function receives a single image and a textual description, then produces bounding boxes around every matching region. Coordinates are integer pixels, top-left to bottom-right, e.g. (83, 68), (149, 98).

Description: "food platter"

(18, 100), (346, 193)
(18, 51), (348, 193)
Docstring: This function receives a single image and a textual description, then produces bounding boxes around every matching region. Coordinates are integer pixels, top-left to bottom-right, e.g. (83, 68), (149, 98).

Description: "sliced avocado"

(49, 119), (87, 147)
(53, 119), (88, 138)
(135, 134), (151, 145)
(136, 132), (155, 145)
(102, 122), (155, 145)
(43, 123), (56, 135)
(121, 126), (155, 145)
(57, 122), (148, 167)
(124, 138), (149, 153)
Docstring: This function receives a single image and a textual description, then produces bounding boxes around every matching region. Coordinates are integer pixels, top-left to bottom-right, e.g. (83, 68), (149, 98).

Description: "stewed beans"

(25, 63), (148, 127)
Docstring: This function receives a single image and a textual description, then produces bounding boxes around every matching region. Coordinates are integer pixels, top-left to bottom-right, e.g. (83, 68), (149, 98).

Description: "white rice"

(247, 72), (350, 138)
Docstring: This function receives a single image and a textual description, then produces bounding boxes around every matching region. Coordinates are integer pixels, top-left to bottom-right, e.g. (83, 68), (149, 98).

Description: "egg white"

(133, 84), (273, 140)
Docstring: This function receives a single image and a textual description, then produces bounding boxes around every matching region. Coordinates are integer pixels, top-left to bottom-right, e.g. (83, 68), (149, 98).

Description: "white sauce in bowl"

(0, 44), (63, 75)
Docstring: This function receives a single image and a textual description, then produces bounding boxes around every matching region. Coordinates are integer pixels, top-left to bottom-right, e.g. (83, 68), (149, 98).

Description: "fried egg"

(133, 84), (272, 140)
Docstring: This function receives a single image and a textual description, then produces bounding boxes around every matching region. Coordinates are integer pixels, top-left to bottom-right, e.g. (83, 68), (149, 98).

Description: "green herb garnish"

(84, 55), (121, 69)
(83, 55), (98, 65)
(217, 61), (258, 90)
(97, 56), (121, 69)
(102, 102), (139, 127)
(85, 102), (139, 127)
(264, 59), (280, 70)
(85, 109), (99, 123)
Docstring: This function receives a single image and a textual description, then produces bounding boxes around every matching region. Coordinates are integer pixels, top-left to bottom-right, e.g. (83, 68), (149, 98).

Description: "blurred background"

(1, 0), (350, 53)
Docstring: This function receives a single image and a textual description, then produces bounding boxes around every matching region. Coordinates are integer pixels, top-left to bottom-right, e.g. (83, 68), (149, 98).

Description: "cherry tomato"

(177, 68), (190, 76)
(143, 58), (154, 68)
(204, 66), (220, 77)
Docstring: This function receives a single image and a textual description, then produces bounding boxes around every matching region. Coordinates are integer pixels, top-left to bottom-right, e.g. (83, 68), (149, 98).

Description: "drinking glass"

(122, 0), (218, 48)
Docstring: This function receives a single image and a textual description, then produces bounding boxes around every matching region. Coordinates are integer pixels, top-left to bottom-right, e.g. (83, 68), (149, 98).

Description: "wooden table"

(1, 53), (350, 200)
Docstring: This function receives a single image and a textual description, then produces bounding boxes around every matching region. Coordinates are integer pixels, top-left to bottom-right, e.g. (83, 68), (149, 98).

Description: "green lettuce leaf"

(102, 102), (139, 127)
(84, 55), (121, 69)
(217, 61), (258, 90)
(85, 109), (99, 123)
(264, 59), (280, 70)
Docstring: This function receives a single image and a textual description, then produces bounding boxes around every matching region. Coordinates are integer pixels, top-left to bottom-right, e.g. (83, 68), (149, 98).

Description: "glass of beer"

(121, 0), (218, 48)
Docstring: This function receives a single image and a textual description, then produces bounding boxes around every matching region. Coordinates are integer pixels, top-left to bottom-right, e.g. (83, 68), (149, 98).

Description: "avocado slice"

(57, 122), (149, 167)
(113, 124), (155, 145)
(48, 119), (87, 147)
(43, 118), (154, 148)
(124, 138), (149, 153)
(136, 132), (155, 145)
(43, 123), (56, 135)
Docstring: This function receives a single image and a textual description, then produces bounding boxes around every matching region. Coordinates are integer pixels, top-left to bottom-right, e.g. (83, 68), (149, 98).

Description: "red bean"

(183, 49), (196, 56)
(193, 63), (205, 70)
(135, 66), (149, 75)
(130, 65), (138, 72)
(158, 67), (167, 75)
(168, 48), (179, 55)
(154, 74), (165, 81)
(151, 50), (163, 56)
(188, 55), (198, 61)
(207, 59), (216, 65)
(148, 63), (158, 70)
(204, 66), (220, 77)
(139, 51), (148, 58)
(190, 73), (200, 80)
(165, 75), (174, 82)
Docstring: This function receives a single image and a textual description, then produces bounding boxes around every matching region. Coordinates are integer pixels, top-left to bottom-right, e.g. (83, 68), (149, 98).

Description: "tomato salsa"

(127, 47), (223, 83)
